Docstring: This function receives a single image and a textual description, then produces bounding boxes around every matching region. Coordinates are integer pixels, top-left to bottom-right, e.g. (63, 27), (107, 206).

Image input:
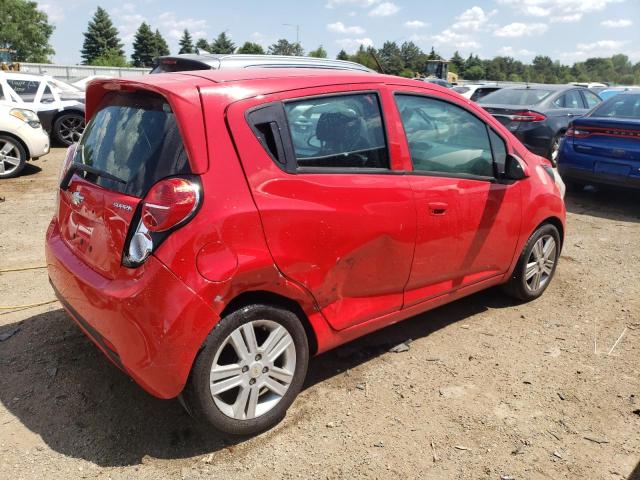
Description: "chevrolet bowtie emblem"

(71, 191), (85, 206)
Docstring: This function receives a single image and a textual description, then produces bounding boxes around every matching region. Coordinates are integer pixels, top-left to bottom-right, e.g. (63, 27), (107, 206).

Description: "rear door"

(226, 84), (416, 331)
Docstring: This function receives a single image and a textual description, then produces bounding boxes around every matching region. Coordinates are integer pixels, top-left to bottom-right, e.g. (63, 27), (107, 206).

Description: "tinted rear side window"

(284, 93), (389, 169)
(478, 88), (553, 105)
(75, 91), (190, 197)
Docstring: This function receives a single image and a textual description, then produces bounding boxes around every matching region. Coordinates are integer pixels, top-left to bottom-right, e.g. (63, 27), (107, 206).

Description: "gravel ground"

(0, 148), (638, 480)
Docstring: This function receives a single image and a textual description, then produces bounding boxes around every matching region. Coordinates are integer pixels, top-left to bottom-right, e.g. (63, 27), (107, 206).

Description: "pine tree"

(195, 38), (210, 53)
(81, 7), (124, 65)
(210, 32), (235, 54)
(178, 29), (194, 54)
(153, 29), (170, 57)
(131, 22), (156, 67)
(268, 39), (304, 56)
(308, 46), (328, 58)
(237, 42), (265, 54)
(336, 50), (349, 61)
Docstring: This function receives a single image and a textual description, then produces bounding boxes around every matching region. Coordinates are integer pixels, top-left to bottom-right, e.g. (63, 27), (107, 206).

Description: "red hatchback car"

(46, 69), (566, 435)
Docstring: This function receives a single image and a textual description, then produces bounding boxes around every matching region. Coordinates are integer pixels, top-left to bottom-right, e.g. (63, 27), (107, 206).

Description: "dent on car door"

(226, 87), (416, 331)
(392, 90), (522, 306)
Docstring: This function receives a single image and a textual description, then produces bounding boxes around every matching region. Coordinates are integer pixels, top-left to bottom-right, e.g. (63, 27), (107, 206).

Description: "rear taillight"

(125, 177), (201, 265)
(141, 178), (199, 232)
(58, 144), (77, 184)
(511, 110), (547, 122)
(565, 127), (591, 138)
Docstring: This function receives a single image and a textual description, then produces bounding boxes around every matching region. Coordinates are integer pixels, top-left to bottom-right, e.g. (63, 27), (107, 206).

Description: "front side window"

(395, 94), (494, 177)
(284, 93), (388, 169)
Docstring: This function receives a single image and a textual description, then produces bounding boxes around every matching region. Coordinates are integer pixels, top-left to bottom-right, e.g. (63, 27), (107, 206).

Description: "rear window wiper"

(60, 162), (127, 190)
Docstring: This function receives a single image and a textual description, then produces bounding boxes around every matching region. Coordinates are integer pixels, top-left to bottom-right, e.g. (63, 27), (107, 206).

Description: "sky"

(36, 0), (640, 65)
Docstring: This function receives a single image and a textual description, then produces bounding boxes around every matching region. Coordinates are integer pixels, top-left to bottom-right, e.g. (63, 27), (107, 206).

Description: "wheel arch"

(538, 215), (564, 250)
(221, 290), (319, 356)
(0, 130), (30, 159)
(53, 108), (85, 125)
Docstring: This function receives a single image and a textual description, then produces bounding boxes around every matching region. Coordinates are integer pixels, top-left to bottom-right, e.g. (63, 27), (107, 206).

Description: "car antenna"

(369, 50), (386, 74)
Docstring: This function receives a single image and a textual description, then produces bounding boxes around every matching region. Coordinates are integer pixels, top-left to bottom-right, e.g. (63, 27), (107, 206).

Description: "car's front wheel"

(504, 223), (561, 301)
(183, 304), (309, 436)
(0, 134), (27, 179)
(53, 112), (85, 146)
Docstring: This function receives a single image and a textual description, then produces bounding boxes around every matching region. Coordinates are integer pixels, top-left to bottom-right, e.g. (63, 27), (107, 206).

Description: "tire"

(564, 180), (585, 193)
(52, 112), (85, 146)
(504, 223), (561, 302)
(548, 134), (562, 167)
(182, 304), (309, 436)
(0, 134), (27, 179)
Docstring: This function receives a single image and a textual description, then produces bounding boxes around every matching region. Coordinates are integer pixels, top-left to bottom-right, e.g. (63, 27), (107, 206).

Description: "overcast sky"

(37, 0), (640, 65)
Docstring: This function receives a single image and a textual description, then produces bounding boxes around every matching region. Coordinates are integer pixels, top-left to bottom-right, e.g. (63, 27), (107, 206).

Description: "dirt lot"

(0, 147), (638, 480)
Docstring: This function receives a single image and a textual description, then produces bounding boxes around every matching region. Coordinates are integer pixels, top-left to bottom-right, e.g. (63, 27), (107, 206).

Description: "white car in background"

(0, 72), (85, 146)
(71, 74), (112, 91)
(452, 84), (503, 102)
(0, 102), (50, 178)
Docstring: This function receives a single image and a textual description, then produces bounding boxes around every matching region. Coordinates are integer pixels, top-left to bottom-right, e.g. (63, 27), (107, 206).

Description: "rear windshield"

(591, 94), (640, 119)
(74, 91), (190, 197)
(452, 86), (470, 94)
(478, 88), (553, 106)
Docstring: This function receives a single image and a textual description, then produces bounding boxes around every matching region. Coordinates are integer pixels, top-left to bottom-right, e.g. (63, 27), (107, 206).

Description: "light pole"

(282, 23), (300, 44)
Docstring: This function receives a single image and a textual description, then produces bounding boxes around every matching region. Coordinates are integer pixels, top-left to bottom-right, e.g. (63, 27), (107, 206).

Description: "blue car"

(598, 87), (640, 101)
(558, 92), (640, 191)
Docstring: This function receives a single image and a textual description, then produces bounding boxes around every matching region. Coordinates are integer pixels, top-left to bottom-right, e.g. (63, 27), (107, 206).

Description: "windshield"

(591, 94), (640, 119)
(74, 91), (190, 197)
(478, 88), (553, 106)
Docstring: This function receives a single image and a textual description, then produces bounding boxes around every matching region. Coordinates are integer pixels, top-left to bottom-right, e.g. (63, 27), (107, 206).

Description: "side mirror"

(504, 154), (527, 180)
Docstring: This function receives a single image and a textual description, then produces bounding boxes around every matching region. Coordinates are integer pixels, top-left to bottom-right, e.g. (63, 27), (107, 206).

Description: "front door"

(390, 88), (522, 306)
(226, 85), (417, 331)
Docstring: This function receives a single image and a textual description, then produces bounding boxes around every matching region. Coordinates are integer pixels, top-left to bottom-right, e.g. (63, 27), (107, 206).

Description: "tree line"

(2, 1), (639, 85)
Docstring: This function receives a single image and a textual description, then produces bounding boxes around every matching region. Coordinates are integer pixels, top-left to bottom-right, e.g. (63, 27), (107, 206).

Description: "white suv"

(0, 72), (85, 146)
(0, 102), (50, 178)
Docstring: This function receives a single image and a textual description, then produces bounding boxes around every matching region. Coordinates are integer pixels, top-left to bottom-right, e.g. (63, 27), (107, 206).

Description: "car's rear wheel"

(53, 113), (85, 146)
(504, 223), (561, 301)
(183, 304), (309, 436)
(0, 134), (27, 179)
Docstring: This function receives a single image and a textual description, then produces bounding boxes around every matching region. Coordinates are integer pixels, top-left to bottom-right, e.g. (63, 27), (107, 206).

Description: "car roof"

(498, 84), (583, 91)
(0, 72), (48, 81)
(172, 68), (410, 86)
(155, 53), (376, 73)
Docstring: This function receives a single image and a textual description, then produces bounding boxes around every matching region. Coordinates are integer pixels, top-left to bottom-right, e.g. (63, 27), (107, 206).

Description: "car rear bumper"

(558, 163), (640, 189)
(558, 141), (640, 190)
(45, 218), (220, 399)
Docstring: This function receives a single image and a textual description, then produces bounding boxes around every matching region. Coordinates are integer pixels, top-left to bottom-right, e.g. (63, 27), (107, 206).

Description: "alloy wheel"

(58, 116), (85, 145)
(525, 234), (557, 292)
(0, 138), (23, 176)
(209, 320), (297, 421)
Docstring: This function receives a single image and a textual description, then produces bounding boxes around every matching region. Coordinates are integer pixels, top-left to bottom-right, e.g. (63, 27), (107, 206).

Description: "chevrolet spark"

(46, 69), (566, 435)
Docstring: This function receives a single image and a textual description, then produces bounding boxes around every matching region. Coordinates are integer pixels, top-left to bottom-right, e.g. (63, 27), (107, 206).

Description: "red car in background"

(46, 69), (566, 435)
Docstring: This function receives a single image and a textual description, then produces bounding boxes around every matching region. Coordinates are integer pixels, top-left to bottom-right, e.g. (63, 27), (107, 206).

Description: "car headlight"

(9, 108), (41, 128)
